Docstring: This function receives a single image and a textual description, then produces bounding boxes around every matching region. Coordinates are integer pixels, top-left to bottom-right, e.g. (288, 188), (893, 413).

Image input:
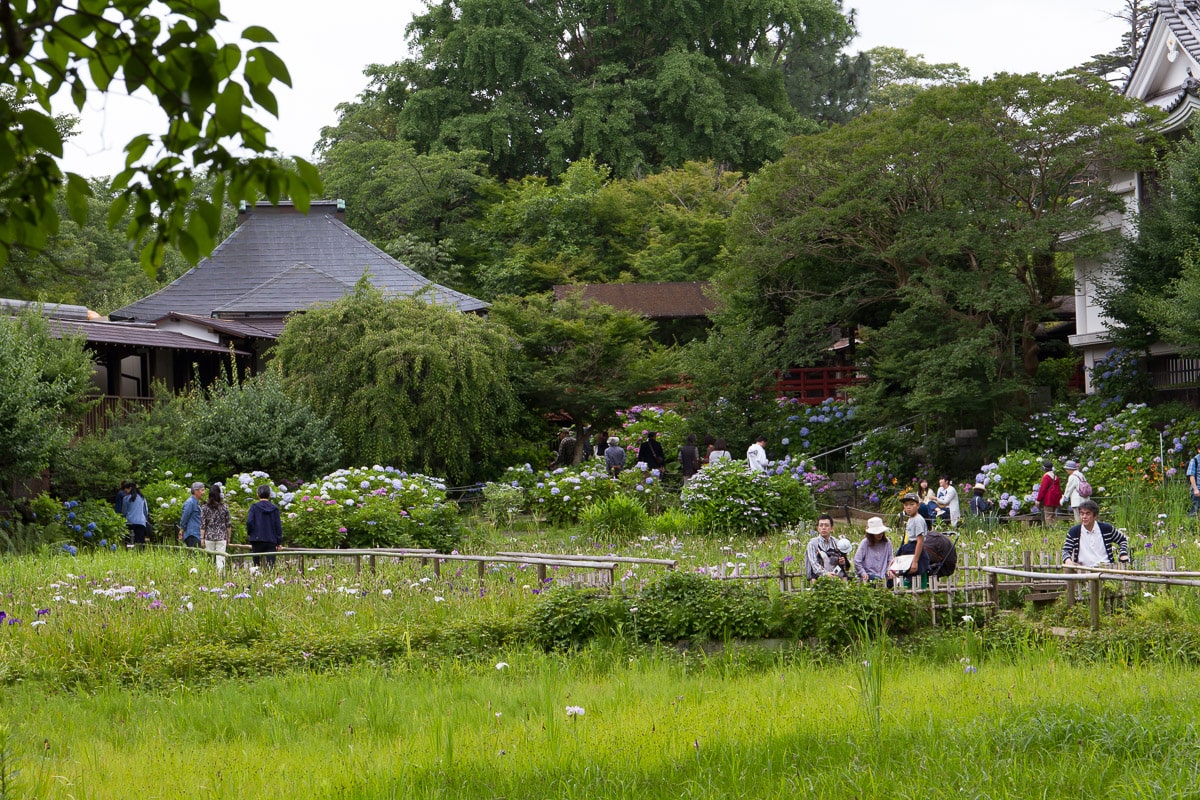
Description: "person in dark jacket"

(246, 485), (283, 568)
(637, 431), (665, 470)
(678, 434), (700, 483)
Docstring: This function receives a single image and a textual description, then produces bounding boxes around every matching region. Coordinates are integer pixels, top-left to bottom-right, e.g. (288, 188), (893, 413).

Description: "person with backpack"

(1062, 460), (1092, 521)
(1035, 460), (1063, 524)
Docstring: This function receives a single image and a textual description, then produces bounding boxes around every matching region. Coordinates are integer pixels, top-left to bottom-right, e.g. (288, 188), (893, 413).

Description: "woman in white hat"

(854, 517), (893, 583)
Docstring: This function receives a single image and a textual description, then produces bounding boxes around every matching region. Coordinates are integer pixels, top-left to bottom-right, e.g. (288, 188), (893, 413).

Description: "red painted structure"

(774, 367), (864, 404)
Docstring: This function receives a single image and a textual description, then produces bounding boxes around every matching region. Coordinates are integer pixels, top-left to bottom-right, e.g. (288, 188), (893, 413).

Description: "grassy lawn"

(2, 652), (1194, 799)
(0, 526), (1196, 799)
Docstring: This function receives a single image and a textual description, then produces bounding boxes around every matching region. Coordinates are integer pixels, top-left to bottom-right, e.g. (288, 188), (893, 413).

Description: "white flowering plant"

(681, 459), (815, 535)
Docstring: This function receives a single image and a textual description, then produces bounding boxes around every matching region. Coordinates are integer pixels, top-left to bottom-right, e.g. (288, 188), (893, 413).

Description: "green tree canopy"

(329, 0), (861, 180)
(489, 292), (677, 460)
(472, 159), (743, 298)
(862, 46), (970, 109)
(273, 286), (521, 484)
(722, 73), (1155, 425)
(0, 0), (321, 273)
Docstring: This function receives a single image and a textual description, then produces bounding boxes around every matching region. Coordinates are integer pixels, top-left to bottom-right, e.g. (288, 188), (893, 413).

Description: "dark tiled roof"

(156, 312), (281, 339)
(1129, 1), (1200, 100)
(216, 264), (350, 314)
(552, 282), (718, 319)
(111, 201), (488, 321)
(46, 319), (249, 355)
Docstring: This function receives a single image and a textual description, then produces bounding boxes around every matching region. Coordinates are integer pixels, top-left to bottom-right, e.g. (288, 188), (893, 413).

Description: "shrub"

(481, 481), (524, 528)
(614, 465), (673, 514)
(283, 466), (461, 550)
(979, 450), (1045, 517)
(775, 397), (861, 465)
(526, 464), (616, 525)
(48, 430), (134, 499)
(141, 474), (190, 542)
(186, 370), (343, 483)
(681, 459), (815, 535)
(579, 494), (650, 540)
(27, 495), (126, 551)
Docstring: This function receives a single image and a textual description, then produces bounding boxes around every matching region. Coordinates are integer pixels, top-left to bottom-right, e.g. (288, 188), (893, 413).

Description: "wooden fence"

(197, 546), (677, 587)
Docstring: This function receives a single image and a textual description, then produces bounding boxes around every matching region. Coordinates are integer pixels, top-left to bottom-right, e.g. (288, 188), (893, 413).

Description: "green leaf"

(16, 110), (64, 157)
(64, 173), (92, 225)
(240, 25), (278, 43)
(246, 80), (278, 118)
(214, 82), (245, 133)
(123, 134), (153, 166)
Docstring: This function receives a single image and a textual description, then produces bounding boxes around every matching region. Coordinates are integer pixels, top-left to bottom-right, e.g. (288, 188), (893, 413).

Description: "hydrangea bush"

(775, 397), (859, 460)
(525, 464), (617, 525)
(681, 459), (816, 535)
(28, 495), (126, 551)
(616, 405), (689, 465)
(978, 450), (1044, 517)
(282, 466), (461, 551)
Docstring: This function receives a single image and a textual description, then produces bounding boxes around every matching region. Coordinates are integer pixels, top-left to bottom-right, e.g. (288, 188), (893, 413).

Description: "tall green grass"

(0, 649), (1196, 798)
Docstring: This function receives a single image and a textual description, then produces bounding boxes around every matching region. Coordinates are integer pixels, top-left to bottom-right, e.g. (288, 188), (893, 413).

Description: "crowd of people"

(114, 480), (283, 572)
(804, 492), (1129, 586)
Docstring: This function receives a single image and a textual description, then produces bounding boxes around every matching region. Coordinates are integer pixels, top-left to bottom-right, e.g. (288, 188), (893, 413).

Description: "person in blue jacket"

(176, 482), (205, 548)
(123, 482), (150, 546)
(246, 485), (283, 568)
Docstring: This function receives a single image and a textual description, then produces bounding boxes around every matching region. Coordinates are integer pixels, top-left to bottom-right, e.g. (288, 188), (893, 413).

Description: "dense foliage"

(274, 287), (522, 485)
(0, 0), (321, 271)
(0, 313), (95, 499)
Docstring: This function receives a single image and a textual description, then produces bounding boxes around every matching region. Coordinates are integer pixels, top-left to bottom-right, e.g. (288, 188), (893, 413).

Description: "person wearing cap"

(1035, 459), (1063, 524)
(177, 482), (205, 548)
(897, 492), (929, 576)
(1062, 460), (1086, 521)
(604, 436), (626, 478)
(855, 516), (893, 583)
(551, 427), (577, 467)
(1061, 499), (1129, 567)
(805, 514), (848, 580)
(968, 483), (991, 516)
(746, 434), (770, 472)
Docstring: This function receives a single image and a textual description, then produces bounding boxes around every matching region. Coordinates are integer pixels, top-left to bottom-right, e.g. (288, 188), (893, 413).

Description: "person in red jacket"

(1035, 459), (1063, 524)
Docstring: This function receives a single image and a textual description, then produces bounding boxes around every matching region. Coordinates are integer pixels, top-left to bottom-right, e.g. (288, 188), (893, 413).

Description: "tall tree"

(861, 46), (970, 109)
(471, 159), (743, 298)
(489, 292), (677, 460)
(1078, 0), (1154, 86)
(348, 0), (859, 180)
(723, 73), (1155, 424)
(774, 0), (869, 124)
(273, 285), (521, 484)
(0, 1), (321, 273)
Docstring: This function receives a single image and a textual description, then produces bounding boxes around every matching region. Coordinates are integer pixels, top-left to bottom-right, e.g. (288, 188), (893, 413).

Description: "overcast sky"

(57, 0), (1132, 178)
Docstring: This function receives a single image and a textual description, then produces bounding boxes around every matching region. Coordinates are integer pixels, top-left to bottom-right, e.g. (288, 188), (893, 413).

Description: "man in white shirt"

(746, 435), (769, 472)
(1061, 500), (1129, 568)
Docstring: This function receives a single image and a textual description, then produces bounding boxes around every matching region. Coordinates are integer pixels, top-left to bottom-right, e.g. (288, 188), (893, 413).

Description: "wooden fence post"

(1065, 577), (1076, 607)
(1089, 577), (1101, 631)
(477, 560), (486, 580)
(988, 571), (999, 615)
(537, 563), (547, 583)
(779, 561), (788, 593)
(369, 554), (376, 575)
(433, 559), (441, 579)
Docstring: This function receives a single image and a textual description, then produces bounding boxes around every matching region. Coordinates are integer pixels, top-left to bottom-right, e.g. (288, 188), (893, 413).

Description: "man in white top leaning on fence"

(1061, 499), (1129, 568)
